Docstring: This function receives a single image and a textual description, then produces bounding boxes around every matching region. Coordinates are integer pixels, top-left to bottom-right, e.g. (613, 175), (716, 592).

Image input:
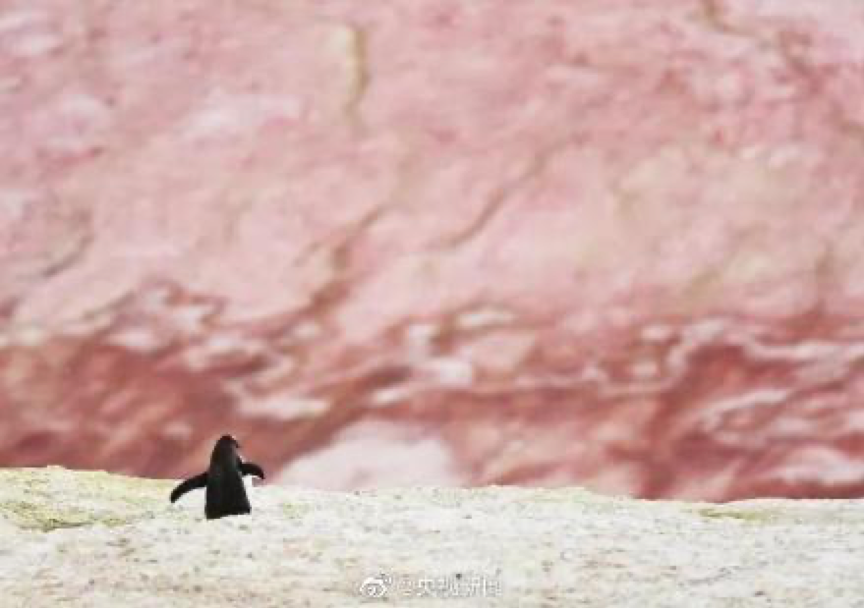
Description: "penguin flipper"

(240, 462), (265, 479)
(170, 472), (208, 503)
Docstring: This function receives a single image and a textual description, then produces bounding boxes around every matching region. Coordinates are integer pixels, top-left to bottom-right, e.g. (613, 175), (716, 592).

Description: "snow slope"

(0, 468), (862, 606)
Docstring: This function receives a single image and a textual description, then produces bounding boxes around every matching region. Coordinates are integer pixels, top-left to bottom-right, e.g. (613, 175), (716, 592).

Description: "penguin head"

(212, 434), (242, 465)
(218, 434), (240, 449)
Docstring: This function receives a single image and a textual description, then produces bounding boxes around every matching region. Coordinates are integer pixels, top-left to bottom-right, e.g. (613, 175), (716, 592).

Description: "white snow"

(0, 467), (863, 607)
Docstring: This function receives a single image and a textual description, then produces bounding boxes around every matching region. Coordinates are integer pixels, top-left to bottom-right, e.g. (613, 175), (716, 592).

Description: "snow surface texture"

(0, 468), (862, 607)
(7, 0), (864, 502)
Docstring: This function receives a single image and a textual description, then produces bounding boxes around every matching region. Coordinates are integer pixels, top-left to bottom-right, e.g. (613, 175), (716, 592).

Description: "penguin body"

(170, 435), (265, 520)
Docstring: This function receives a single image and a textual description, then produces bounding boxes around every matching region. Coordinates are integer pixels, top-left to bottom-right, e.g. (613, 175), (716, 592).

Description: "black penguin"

(170, 435), (265, 520)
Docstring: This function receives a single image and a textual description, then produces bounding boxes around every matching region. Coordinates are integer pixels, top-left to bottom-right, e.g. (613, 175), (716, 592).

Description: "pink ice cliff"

(2, 1), (864, 500)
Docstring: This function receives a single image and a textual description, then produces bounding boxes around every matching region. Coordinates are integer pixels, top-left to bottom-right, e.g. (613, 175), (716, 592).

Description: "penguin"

(170, 435), (266, 520)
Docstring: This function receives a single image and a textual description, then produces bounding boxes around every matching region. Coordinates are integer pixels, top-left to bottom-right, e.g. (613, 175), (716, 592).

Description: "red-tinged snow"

(2, 1), (864, 500)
